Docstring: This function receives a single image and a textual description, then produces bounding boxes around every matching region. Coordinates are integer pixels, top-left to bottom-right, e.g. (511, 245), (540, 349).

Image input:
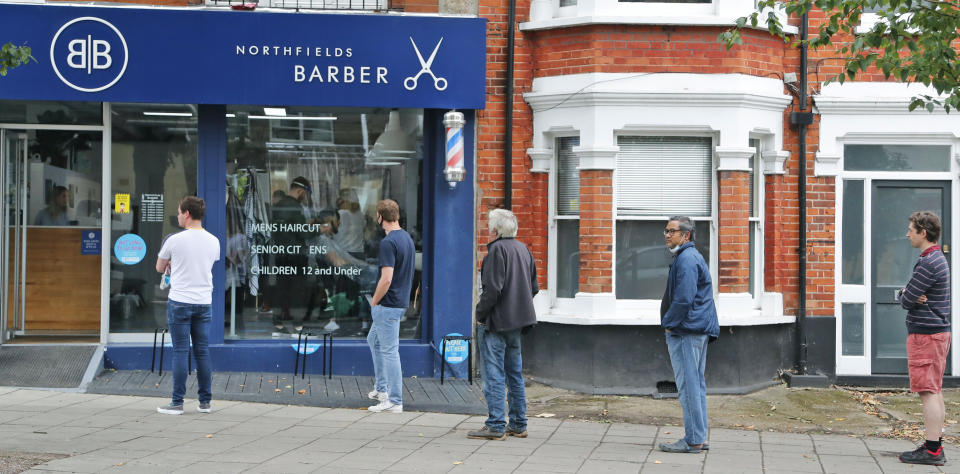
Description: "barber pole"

(443, 111), (466, 188)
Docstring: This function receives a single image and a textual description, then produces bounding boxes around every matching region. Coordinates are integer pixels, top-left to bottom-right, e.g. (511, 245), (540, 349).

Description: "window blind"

(616, 136), (711, 217)
(557, 136), (580, 216)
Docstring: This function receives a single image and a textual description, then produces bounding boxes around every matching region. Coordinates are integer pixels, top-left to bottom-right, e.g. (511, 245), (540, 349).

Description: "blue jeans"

(665, 332), (709, 445)
(167, 299), (212, 406)
(368, 305), (404, 405)
(479, 326), (527, 433)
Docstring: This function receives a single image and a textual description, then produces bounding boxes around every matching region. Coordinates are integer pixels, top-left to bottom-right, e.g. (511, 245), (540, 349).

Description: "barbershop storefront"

(0, 3), (484, 376)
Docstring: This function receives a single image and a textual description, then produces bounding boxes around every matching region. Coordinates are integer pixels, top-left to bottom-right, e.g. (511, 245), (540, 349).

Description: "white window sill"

(536, 310), (795, 326)
(533, 291), (793, 326)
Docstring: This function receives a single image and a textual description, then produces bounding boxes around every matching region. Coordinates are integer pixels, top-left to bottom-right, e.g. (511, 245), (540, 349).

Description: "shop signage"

(81, 230), (101, 255)
(443, 333), (468, 364)
(0, 3), (486, 109)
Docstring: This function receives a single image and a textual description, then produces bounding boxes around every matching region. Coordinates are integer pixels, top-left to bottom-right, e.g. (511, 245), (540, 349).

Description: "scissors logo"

(404, 37), (447, 91)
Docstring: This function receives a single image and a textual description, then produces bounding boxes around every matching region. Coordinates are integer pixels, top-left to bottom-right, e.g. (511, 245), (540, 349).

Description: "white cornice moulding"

(715, 146), (754, 171)
(762, 150), (789, 175)
(525, 91), (792, 113)
(527, 148), (553, 173)
(519, 16), (799, 34)
(814, 152), (841, 177)
(573, 146), (618, 170)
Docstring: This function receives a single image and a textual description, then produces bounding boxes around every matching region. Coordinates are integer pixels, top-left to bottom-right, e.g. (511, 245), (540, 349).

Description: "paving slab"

(2, 388), (960, 473)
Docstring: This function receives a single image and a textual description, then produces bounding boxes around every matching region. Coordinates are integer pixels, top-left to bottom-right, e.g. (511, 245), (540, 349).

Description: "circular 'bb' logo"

(50, 17), (128, 93)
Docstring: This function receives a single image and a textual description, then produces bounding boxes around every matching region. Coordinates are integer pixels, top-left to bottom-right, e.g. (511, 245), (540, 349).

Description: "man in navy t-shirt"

(367, 199), (415, 413)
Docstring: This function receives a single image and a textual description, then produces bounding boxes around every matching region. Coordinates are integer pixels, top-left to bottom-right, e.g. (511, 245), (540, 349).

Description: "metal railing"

(205, 0), (400, 12)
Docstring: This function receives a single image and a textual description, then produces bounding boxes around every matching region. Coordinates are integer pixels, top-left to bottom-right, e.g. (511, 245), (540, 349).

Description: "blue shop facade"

(0, 3), (484, 377)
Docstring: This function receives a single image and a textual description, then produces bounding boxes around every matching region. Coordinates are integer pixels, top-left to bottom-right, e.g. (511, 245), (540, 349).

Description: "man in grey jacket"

(468, 209), (539, 440)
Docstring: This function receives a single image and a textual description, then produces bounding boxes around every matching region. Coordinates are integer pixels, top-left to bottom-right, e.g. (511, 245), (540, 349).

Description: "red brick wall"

(62, 0), (435, 9)
(530, 26), (788, 77)
(718, 170), (751, 293)
(476, 0), (546, 284)
(579, 171), (613, 293)
(473, 8), (853, 318)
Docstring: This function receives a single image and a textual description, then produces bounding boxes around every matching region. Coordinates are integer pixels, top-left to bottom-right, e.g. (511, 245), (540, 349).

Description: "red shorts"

(907, 332), (951, 393)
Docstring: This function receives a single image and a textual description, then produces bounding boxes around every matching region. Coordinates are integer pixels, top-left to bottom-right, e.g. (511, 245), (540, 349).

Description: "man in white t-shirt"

(155, 196), (221, 415)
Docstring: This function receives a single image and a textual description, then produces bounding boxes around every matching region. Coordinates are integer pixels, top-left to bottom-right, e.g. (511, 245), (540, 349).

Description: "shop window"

(555, 136), (579, 299)
(0, 100), (102, 125)
(109, 103), (198, 332)
(615, 136), (712, 300)
(225, 106), (423, 340)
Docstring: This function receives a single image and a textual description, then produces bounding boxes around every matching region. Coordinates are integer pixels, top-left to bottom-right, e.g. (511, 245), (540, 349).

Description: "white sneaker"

(324, 319), (340, 331)
(368, 401), (402, 413)
(367, 389), (387, 401)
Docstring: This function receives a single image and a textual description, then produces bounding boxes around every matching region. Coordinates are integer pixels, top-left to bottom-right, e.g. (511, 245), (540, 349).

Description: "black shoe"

(899, 444), (946, 465)
(467, 426), (506, 440)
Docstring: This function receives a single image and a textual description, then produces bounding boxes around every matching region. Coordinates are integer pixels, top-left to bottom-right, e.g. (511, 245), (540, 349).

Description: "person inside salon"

(34, 186), (71, 226)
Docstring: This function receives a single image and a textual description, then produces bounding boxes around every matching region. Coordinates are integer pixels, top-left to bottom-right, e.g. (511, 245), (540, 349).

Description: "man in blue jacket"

(659, 216), (719, 453)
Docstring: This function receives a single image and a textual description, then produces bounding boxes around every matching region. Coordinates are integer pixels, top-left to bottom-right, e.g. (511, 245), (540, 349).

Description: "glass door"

(2, 130), (27, 343)
(1, 128), (103, 340)
(871, 180), (951, 373)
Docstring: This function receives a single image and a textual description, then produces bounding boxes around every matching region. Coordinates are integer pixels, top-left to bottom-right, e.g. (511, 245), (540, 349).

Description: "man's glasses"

(663, 228), (682, 236)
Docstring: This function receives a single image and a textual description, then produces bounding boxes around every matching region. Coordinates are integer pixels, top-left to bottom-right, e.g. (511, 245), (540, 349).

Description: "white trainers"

(368, 401), (402, 413)
(324, 319), (340, 331)
(368, 389), (387, 401)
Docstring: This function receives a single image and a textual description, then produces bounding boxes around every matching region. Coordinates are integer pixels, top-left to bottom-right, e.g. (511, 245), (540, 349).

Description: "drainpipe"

(504, 0), (516, 210)
(790, 13), (813, 375)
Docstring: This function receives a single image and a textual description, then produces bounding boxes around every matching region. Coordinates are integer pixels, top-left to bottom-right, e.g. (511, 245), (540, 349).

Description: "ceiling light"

(263, 107), (287, 116)
(370, 110), (415, 160)
(248, 115), (337, 121)
(143, 111), (193, 117)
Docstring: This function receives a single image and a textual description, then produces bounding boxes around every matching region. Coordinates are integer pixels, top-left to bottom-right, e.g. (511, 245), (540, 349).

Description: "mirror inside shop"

(224, 106), (423, 340)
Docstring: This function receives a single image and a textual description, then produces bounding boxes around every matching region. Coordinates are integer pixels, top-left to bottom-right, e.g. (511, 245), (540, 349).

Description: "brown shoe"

(467, 426), (506, 440)
(506, 427), (528, 438)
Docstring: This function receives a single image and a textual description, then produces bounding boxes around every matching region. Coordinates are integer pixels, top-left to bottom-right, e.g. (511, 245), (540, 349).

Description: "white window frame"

(549, 134), (582, 310)
(834, 138), (958, 376)
(611, 132), (718, 316)
(748, 137), (765, 305)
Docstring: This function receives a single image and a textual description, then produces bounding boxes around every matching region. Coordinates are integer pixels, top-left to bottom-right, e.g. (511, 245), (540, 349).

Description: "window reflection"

(109, 103), (198, 332)
(225, 106), (423, 340)
(615, 220), (710, 299)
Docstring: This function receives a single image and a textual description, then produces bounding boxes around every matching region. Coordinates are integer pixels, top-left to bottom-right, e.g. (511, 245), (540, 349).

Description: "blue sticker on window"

(113, 233), (146, 265)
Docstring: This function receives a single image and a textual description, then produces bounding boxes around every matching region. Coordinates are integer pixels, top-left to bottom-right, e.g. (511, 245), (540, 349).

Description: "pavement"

(0, 387), (958, 473)
(86, 371), (486, 415)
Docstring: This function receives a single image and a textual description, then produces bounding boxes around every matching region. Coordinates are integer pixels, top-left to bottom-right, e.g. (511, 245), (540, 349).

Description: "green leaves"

(0, 42), (34, 77)
(719, 0), (960, 112)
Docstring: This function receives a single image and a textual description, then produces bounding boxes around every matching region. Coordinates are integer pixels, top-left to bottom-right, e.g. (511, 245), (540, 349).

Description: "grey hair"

(668, 216), (695, 241)
(488, 209), (518, 238)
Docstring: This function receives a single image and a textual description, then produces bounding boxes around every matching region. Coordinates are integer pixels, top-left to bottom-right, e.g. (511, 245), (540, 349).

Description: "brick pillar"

(718, 169), (751, 293)
(579, 169), (613, 294)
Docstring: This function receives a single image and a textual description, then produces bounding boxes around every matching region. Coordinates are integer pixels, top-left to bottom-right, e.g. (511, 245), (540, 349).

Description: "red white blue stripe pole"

(443, 111), (466, 188)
